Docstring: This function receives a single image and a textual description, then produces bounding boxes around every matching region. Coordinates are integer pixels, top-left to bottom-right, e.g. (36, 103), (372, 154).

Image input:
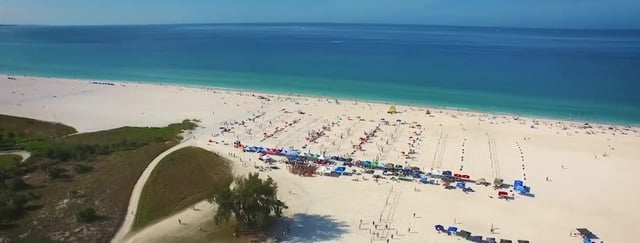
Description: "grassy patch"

(0, 154), (22, 170)
(0, 114), (77, 141)
(133, 147), (233, 231)
(0, 114), (197, 242)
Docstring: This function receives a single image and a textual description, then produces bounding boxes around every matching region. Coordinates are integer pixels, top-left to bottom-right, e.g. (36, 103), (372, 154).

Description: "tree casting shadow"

(280, 213), (349, 242)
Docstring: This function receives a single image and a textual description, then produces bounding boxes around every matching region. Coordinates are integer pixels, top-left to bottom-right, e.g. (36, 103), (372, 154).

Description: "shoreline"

(3, 73), (638, 129)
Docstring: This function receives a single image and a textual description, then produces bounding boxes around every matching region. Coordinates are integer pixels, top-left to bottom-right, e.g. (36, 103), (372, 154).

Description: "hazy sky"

(1, 0), (639, 29)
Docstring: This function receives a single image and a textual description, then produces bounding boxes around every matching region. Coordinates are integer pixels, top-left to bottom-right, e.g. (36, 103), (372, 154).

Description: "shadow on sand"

(279, 213), (349, 242)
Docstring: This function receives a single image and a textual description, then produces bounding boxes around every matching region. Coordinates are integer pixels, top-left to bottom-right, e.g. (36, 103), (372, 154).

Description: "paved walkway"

(111, 138), (194, 243)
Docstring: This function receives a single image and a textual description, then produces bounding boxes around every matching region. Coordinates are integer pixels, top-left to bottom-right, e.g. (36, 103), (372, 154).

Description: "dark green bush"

(76, 207), (97, 223)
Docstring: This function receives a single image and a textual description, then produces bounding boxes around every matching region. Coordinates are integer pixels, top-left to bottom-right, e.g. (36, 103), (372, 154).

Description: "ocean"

(1, 23), (639, 124)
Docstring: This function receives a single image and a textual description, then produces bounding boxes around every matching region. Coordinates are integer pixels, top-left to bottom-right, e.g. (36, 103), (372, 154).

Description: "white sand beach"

(2, 75), (639, 243)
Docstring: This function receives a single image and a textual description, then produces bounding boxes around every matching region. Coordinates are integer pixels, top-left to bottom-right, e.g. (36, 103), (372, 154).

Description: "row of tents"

(434, 224), (529, 243)
(238, 143), (532, 195)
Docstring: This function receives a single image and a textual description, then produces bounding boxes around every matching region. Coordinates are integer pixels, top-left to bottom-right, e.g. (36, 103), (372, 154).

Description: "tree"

(211, 173), (287, 230)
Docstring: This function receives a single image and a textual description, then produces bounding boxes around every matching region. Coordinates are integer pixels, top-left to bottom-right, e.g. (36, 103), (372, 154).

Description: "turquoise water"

(1, 24), (639, 124)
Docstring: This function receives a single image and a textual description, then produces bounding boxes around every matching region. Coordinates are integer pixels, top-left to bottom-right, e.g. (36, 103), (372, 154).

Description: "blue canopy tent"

(402, 168), (412, 175)
(514, 180), (531, 194)
(442, 171), (453, 177)
(435, 225), (445, 232)
(334, 166), (346, 174)
(447, 226), (458, 235)
(362, 161), (372, 168)
(420, 177), (429, 184)
(456, 182), (466, 189)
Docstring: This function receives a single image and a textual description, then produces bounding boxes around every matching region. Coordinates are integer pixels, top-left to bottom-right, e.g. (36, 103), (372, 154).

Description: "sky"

(0, 0), (639, 29)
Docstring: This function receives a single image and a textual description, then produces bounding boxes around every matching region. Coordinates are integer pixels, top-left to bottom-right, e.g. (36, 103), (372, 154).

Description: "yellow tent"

(388, 106), (396, 114)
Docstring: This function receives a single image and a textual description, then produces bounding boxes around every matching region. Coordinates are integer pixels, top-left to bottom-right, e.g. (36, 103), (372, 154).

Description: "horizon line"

(2, 22), (640, 32)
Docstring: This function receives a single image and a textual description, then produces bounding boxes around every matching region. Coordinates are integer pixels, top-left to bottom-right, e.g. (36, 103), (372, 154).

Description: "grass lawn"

(0, 154), (22, 170)
(0, 114), (197, 242)
(133, 146), (233, 231)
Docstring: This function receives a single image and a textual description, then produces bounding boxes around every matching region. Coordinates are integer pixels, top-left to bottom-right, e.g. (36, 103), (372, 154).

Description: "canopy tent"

(315, 166), (329, 174)
(362, 161), (372, 168)
(514, 180), (531, 194)
(493, 178), (504, 187)
(388, 105), (397, 114)
(447, 226), (458, 233)
(428, 169), (442, 176)
(455, 230), (470, 238)
(371, 161), (379, 168)
(403, 168), (412, 175)
(435, 225), (445, 232)
(575, 228), (599, 242)
(334, 166), (346, 174)
(456, 182), (466, 189)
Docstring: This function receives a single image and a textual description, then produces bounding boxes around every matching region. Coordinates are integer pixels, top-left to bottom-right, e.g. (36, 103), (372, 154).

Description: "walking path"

(0, 150), (31, 163)
(111, 138), (194, 243)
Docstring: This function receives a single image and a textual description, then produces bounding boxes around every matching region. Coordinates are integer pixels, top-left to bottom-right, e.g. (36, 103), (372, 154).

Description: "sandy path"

(0, 150), (32, 163)
(111, 137), (195, 243)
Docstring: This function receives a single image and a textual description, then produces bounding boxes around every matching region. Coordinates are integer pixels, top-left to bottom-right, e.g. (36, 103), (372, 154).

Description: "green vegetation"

(0, 154), (21, 170)
(133, 147), (233, 231)
(72, 163), (93, 174)
(0, 114), (77, 143)
(0, 115), (197, 241)
(211, 172), (287, 231)
(75, 207), (98, 223)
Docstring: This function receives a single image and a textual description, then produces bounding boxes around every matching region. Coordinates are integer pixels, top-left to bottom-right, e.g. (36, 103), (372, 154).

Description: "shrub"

(72, 163), (93, 174)
(44, 166), (66, 179)
(8, 178), (29, 191)
(76, 207), (97, 223)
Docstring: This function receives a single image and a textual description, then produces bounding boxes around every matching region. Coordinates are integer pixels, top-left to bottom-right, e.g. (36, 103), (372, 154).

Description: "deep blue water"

(1, 24), (639, 124)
